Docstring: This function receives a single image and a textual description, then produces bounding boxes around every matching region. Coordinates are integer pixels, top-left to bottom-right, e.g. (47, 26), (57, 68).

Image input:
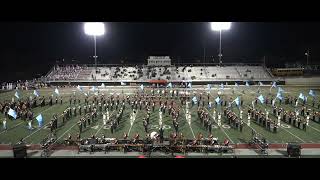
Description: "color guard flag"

(309, 90), (316, 97)
(258, 95), (265, 104)
(90, 86), (96, 92)
(220, 83), (224, 90)
(15, 91), (20, 99)
(259, 81), (263, 86)
(192, 96), (197, 104)
(234, 97), (240, 106)
(36, 114), (43, 127)
(77, 85), (83, 92)
(187, 83), (192, 88)
(215, 97), (221, 104)
(120, 81), (126, 86)
(207, 84), (211, 90)
(208, 102), (212, 109)
(140, 84), (144, 90)
(278, 87), (284, 93)
(33, 90), (40, 97)
(167, 83), (172, 88)
(299, 93), (306, 101)
(54, 88), (59, 95)
(235, 82), (239, 88)
(276, 92), (283, 100)
(101, 83), (105, 88)
(245, 81), (250, 87)
(271, 81), (277, 88)
(8, 108), (17, 119)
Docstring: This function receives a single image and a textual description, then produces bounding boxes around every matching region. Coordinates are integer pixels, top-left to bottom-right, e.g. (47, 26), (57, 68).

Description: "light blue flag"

(77, 85), (83, 92)
(167, 83), (172, 88)
(192, 96), (197, 104)
(90, 86), (96, 92)
(187, 83), (192, 88)
(276, 92), (283, 100)
(100, 83), (105, 88)
(120, 81), (126, 86)
(36, 114), (43, 127)
(207, 84), (211, 90)
(235, 82), (239, 88)
(309, 90), (316, 97)
(33, 90), (40, 97)
(259, 81), (263, 86)
(258, 95), (265, 104)
(234, 97), (240, 106)
(299, 93), (306, 101)
(8, 108), (17, 119)
(278, 87), (284, 93)
(245, 81), (250, 87)
(15, 91), (20, 99)
(271, 81), (277, 88)
(220, 83), (224, 90)
(208, 102), (212, 109)
(54, 88), (59, 95)
(140, 84), (144, 90)
(215, 97), (221, 104)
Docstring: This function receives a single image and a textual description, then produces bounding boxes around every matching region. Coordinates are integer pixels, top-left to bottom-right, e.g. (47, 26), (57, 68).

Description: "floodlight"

(210, 22), (231, 31)
(84, 22), (105, 36)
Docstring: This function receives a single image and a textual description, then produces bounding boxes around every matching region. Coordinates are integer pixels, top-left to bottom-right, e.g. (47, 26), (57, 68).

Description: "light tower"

(210, 22), (231, 65)
(84, 22), (105, 72)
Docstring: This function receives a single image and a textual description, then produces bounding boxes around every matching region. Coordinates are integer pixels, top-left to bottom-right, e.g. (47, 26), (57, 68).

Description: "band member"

(143, 119), (148, 133)
(2, 118), (7, 130)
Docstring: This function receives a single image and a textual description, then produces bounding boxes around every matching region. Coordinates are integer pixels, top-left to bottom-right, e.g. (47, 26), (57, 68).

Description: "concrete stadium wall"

(285, 77), (320, 86)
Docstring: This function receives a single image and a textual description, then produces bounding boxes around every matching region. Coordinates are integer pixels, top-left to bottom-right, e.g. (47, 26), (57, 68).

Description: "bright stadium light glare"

(84, 22), (105, 36)
(210, 22), (231, 31)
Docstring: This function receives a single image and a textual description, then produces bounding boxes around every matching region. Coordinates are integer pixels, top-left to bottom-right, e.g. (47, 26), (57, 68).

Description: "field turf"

(0, 85), (320, 145)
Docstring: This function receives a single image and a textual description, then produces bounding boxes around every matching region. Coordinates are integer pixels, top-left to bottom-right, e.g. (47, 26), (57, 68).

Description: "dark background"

(0, 22), (320, 81)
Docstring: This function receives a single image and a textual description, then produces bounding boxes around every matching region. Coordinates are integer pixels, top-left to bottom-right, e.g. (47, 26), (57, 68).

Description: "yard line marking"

(22, 105), (62, 141)
(0, 121), (25, 135)
(127, 109), (139, 136)
(23, 95), (96, 141)
(0, 103), (60, 135)
(54, 122), (78, 143)
(281, 128), (305, 143)
(308, 125), (320, 134)
(95, 109), (117, 136)
(181, 105), (195, 138)
(203, 107), (234, 144)
(238, 90), (307, 143)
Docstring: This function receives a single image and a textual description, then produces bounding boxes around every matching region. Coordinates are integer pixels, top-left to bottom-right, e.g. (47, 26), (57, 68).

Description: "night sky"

(1, 22), (320, 81)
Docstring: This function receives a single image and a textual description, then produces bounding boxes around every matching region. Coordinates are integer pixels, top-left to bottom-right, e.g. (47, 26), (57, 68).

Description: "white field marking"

(23, 95), (96, 141)
(280, 125), (305, 143)
(0, 121), (24, 135)
(95, 109), (117, 136)
(22, 105), (62, 141)
(127, 110), (139, 136)
(201, 104), (235, 144)
(53, 121), (79, 143)
(239, 92), (306, 143)
(23, 113), (64, 141)
(181, 103), (195, 138)
(308, 125), (320, 134)
(1, 99), (58, 134)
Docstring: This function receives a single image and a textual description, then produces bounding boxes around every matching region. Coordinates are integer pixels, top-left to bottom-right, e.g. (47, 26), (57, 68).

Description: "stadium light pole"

(210, 22), (231, 65)
(305, 50), (310, 66)
(84, 22), (105, 72)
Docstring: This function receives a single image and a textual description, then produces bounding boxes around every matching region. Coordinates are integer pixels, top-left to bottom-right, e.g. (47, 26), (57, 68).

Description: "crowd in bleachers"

(47, 65), (86, 81)
(45, 64), (273, 82)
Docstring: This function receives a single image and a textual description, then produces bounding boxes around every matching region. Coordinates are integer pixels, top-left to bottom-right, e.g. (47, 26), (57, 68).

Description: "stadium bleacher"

(45, 64), (273, 82)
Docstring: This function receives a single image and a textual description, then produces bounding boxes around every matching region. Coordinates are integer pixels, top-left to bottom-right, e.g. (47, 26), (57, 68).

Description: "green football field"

(0, 85), (320, 145)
